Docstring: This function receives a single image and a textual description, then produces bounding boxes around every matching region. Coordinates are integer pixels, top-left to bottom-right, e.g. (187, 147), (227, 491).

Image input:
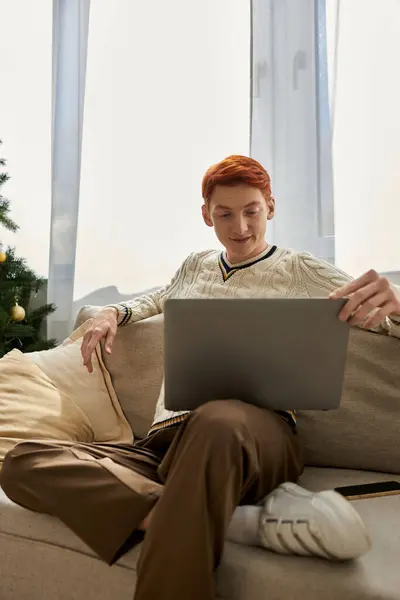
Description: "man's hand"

(330, 269), (400, 329)
(81, 307), (118, 373)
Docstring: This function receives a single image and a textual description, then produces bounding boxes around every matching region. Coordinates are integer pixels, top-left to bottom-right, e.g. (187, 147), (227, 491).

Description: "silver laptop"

(163, 298), (350, 412)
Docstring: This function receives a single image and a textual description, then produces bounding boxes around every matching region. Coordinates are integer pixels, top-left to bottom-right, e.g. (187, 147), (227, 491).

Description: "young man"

(1, 156), (399, 600)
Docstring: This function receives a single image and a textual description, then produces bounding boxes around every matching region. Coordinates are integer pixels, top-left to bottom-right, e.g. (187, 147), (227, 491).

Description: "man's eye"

(246, 210), (258, 216)
(220, 213), (231, 218)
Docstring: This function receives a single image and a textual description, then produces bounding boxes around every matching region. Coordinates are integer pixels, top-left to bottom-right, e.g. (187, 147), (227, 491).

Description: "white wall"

(73, 0), (250, 300)
(0, 1), (52, 277)
(331, 0), (400, 276)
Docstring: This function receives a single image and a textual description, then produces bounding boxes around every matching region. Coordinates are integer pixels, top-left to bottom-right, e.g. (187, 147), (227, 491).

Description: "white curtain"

(328, 0), (400, 276)
(72, 0), (250, 315)
(0, 0), (52, 277)
(47, 0), (90, 342)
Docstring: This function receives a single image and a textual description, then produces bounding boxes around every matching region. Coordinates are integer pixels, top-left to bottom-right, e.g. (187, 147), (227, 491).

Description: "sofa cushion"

(0, 486), (136, 600)
(298, 327), (400, 474)
(75, 307), (163, 439)
(218, 467), (400, 600)
(219, 476), (400, 600)
(1, 467), (400, 600)
(28, 320), (133, 444)
(0, 350), (93, 469)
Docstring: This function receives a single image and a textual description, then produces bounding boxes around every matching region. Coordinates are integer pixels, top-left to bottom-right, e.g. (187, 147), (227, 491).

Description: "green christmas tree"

(0, 139), (57, 358)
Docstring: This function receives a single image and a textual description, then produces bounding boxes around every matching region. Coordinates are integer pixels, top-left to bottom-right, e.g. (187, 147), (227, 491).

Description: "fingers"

(364, 300), (398, 329)
(330, 269), (379, 300)
(81, 326), (106, 371)
(80, 309), (119, 371)
(338, 280), (382, 322)
(348, 291), (389, 325)
(330, 269), (398, 328)
(104, 327), (116, 354)
(86, 355), (94, 374)
(81, 331), (90, 365)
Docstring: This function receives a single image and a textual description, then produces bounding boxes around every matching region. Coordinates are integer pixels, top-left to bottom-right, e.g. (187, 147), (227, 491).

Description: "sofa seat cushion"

(0, 486), (138, 600)
(218, 467), (400, 600)
(0, 485), (100, 559)
(1, 467), (400, 600)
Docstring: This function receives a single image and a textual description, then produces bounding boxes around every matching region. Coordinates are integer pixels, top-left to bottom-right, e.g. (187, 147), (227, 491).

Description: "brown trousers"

(0, 400), (303, 600)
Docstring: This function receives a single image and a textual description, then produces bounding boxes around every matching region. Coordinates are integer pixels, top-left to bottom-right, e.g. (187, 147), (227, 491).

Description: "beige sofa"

(1, 305), (400, 600)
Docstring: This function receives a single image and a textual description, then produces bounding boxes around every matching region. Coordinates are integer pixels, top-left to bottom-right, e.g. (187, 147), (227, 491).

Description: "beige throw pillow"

(0, 349), (93, 469)
(28, 320), (133, 444)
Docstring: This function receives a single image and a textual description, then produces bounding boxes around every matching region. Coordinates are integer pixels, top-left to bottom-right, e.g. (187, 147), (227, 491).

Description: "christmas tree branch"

(0, 197), (19, 234)
(0, 139), (58, 357)
(5, 323), (36, 338)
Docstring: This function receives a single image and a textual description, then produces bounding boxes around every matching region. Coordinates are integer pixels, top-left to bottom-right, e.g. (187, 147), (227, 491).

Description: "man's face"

(202, 184), (275, 263)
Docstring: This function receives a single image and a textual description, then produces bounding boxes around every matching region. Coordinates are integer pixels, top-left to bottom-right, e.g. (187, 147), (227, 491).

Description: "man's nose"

(233, 216), (248, 236)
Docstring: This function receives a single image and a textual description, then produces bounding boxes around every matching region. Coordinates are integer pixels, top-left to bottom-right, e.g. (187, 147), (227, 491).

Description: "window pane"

(0, 0), (52, 277)
(74, 0), (250, 303)
(250, 0), (334, 263)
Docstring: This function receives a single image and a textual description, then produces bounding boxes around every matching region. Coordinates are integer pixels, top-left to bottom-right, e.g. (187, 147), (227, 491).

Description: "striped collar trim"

(218, 245), (277, 282)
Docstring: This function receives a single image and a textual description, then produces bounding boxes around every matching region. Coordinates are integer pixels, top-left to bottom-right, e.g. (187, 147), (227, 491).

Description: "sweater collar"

(219, 245), (277, 282)
(222, 244), (274, 268)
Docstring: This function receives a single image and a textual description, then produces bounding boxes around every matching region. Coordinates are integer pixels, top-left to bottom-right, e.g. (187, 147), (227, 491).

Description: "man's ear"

(202, 204), (213, 228)
(266, 196), (275, 221)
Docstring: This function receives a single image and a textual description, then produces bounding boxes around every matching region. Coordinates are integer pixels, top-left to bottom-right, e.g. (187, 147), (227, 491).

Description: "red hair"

(202, 155), (272, 203)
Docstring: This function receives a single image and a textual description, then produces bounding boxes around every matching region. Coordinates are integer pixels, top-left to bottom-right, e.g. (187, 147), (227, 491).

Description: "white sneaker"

(258, 482), (371, 561)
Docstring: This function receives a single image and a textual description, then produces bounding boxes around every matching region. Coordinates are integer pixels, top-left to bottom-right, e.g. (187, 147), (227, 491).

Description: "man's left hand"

(330, 269), (400, 328)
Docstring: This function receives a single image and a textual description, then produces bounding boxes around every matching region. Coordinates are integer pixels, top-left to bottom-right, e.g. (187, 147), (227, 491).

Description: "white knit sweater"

(111, 246), (400, 434)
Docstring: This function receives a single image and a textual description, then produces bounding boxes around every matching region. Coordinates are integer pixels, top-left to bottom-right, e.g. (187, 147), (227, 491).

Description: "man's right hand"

(81, 307), (118, 373)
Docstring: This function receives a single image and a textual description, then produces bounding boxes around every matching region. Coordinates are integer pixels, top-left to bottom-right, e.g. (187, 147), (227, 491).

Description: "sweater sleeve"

(297, 252), (400, 340)
(106, 253), (195, 326)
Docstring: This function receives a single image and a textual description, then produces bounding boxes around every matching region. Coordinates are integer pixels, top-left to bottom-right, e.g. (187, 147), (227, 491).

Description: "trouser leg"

(0, 439), (164, 564)
(134, 400), (303, 600)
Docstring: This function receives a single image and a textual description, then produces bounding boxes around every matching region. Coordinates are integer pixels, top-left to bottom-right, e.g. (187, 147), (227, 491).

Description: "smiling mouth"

(231, 237), (251, 244)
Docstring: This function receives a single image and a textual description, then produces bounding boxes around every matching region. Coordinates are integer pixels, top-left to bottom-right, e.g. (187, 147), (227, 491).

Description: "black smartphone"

(335, 480), (400, 500)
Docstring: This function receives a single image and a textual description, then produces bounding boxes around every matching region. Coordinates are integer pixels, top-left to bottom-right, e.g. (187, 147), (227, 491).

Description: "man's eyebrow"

(214, 201), (260, 210)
